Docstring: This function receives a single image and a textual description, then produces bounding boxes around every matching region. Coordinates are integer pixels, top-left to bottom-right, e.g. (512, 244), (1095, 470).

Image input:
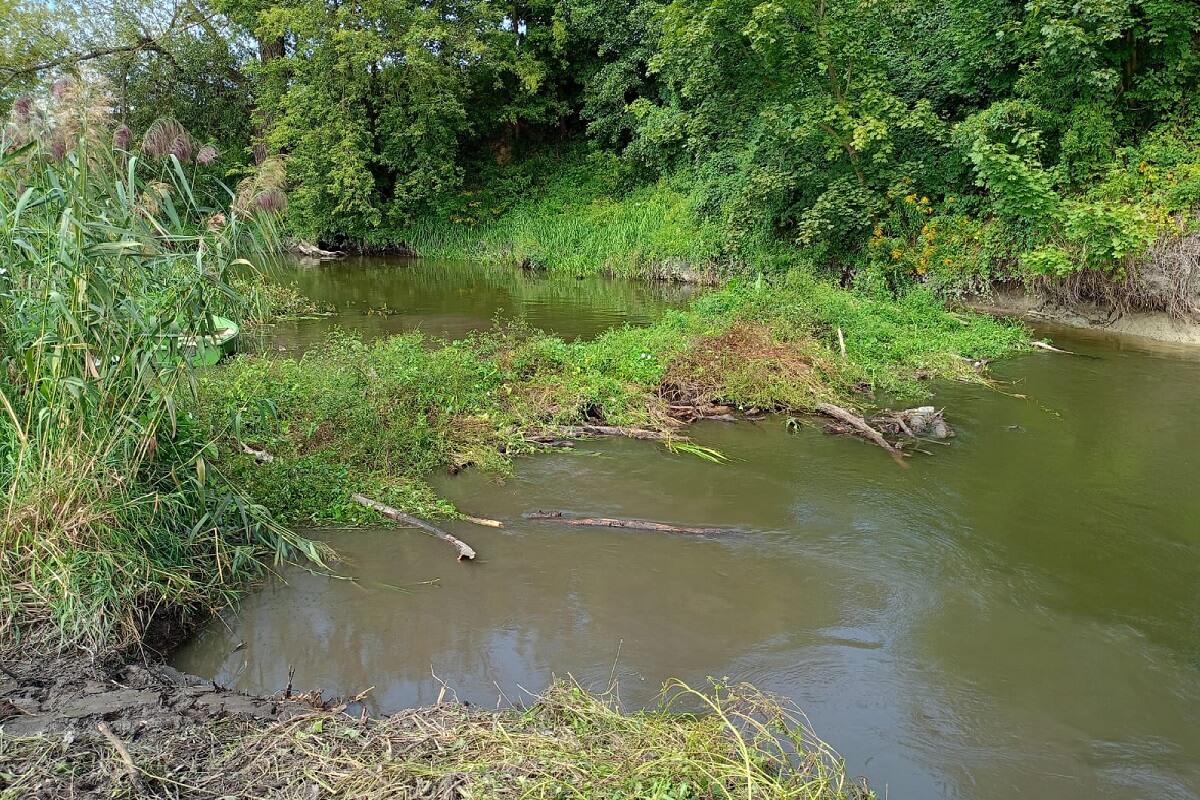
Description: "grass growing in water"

(200, 273), (1027, 524)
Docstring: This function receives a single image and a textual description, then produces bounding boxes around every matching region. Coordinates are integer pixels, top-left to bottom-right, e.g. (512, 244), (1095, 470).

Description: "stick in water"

(816, 403), (907, 465)
(462, 515), (503, 528)
(523, 511), (737, 536)
(352, 493), (477, 561)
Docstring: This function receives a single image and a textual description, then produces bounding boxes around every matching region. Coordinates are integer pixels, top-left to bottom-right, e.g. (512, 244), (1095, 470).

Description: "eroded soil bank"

(966, 285), (1200, 346)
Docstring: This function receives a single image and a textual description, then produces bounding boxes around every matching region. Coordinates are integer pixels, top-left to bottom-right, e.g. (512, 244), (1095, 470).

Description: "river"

(175, 257), (1200, 800)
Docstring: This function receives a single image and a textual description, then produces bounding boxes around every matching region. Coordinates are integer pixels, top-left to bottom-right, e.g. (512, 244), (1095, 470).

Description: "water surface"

(178, 261), (1200, 800)
(254, 256), (696, 349)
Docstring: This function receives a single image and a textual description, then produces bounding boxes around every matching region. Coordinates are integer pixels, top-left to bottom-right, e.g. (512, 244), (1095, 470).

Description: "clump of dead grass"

(0, 679), (870, 799)
(661, 322), (847, 413)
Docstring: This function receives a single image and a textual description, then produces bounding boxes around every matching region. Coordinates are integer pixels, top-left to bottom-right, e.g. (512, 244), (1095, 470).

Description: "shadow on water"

(178, 260), (1200, 800)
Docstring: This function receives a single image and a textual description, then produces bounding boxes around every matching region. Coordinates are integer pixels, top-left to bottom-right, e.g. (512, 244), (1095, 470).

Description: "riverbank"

(0, 651), (870, 799)
(965, 285), (1200, 346)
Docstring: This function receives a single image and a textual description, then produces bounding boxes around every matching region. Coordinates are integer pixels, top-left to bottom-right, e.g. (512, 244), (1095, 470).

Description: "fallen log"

(556, 425), (670, 441)
(462, 514), (503, 529)
(351, 493), (476, 561)
(524, 436), (576, 449)
(523, 511), (737, 536)
(1030, 340), (1077, 355)
(871, 407), (955, 440)
(816, 403), (907, 465)
(290, 240), (346, 259)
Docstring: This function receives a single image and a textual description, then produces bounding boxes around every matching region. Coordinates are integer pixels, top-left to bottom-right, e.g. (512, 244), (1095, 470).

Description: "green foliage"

(198, 268), (1026, 526)
(399, 151), (731, 278)
(0, 81), (320, 656)
(5, 0), (1200, 298)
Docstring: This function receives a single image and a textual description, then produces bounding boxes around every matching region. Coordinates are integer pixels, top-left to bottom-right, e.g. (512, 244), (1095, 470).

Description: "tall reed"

(0, 80), (323, 658)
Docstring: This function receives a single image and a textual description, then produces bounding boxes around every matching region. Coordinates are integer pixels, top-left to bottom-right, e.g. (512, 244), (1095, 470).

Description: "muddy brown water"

(178, 259), (1200, 799)
(251, 256), (698, 350)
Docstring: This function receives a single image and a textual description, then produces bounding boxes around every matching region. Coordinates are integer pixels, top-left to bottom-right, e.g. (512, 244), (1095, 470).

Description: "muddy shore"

(0, 651), (867, 799)
(965, 285), (1200, 348)
(0, 653), (319, 797)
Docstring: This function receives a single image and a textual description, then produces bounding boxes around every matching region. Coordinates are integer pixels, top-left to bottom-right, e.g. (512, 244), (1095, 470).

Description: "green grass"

(0, 82), (325, 658)
(199, 275), (1027, 525)
(387, 151), (732, 278)
(403, 180), (731, 279)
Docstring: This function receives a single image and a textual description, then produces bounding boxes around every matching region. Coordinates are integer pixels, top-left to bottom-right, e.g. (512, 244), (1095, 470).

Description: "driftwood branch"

(97, 721), (144, 794)
(290, 241), (346, 259)
(462, 514), (503, 528)
(523, 511), (736, 536)
(351, 493), (476, 561)
(240, 442), (275, 463)
(1030, 340), (1077, 355)
(816, 403), (907, 465)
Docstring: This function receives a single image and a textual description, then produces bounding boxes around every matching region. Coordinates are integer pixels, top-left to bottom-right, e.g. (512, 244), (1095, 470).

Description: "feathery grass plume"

(112, 124), (132, 151)
(12, 95), (33, 125)
(234, 156), (288, 216)
(141, 117), (197, 161)
(196, 144), (218, 165)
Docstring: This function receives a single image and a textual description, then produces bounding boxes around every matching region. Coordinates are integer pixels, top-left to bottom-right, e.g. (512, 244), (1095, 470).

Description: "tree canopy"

(5, 0), (1200, 294)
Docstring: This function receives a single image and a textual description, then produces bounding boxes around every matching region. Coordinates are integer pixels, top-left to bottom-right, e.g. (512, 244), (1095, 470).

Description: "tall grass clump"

(0, 79), (324, 658)
(391, 152), (732, 279)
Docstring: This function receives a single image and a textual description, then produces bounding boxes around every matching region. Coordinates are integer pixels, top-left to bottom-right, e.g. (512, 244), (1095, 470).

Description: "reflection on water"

(179, 263), (1200, 800)
(250, 256), (697, 350)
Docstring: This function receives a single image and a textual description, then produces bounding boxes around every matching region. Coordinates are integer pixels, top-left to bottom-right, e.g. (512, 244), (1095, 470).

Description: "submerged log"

(816, 403), (907, 464)
(523, 511), (737, 536)
(351, 493), (477, 561)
